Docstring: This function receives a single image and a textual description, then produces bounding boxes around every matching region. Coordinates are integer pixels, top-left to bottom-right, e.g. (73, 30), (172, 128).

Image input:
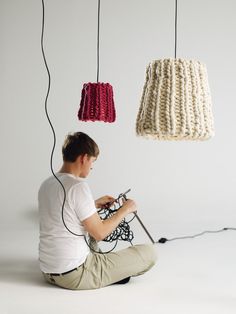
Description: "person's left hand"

(95, 195), (115, 209)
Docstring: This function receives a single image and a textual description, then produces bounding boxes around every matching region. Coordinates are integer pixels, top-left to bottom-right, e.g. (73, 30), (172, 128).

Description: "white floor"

(1, 223), (236, 314)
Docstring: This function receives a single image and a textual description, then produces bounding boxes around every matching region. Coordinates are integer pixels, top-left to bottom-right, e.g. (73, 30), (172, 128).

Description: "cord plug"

(158, 237), (168, 244)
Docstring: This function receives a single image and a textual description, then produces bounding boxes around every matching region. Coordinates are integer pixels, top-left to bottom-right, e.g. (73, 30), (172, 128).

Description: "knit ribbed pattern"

(78, 82), (116, 122)
(136, 59), (214, 140)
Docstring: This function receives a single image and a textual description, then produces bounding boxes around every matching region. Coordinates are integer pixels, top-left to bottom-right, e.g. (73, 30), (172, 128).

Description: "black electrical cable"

(157, 227), (236, 244)
(41, 0), (113, 255)
(99, 204), (134, 243)
(41, 0), (84, 238)
(41, 0), (132, 254)
(41, 0), (122, 255)
(174, 0), (177, 58)
(96, 0), (101, 82)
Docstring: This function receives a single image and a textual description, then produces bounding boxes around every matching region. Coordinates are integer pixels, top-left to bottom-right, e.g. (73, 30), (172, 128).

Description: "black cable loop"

(84, 235), (118, 254)
(98, 195), (134, 244)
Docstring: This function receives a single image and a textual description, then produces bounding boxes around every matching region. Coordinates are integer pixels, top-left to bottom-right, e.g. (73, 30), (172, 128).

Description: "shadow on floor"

(0, 257), (51, 288)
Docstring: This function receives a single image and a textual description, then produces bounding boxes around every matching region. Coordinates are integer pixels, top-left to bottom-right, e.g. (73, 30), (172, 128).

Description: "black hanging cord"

(174, 0), (178, 58)
(40, 3), (133, 255)
(41, 0), (58, 186)
(41, 0), (84, 238)
(96, 0), (101, 82)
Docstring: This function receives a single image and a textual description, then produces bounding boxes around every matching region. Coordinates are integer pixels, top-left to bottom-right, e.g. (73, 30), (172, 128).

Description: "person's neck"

(59, 162), (81, 177)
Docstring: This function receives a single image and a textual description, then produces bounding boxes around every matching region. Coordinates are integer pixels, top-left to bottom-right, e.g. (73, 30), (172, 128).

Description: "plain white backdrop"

(0, 0), (236, 313)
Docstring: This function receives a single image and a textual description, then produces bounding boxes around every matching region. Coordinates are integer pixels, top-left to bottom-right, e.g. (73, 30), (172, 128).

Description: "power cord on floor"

(157, 227), (236, 244)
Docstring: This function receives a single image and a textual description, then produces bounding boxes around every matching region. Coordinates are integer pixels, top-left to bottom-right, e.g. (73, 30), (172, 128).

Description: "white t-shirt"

(38, 173), (97, 273)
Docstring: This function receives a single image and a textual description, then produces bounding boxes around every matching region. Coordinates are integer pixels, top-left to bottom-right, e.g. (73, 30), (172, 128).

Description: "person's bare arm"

(82, 199), (137, 241)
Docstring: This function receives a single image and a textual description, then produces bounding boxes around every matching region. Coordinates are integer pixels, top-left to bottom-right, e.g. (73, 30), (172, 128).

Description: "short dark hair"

(62, 132), (99, 162)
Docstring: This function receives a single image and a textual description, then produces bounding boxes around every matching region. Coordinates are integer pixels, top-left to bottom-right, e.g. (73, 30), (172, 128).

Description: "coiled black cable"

(99, 203), (134, 244)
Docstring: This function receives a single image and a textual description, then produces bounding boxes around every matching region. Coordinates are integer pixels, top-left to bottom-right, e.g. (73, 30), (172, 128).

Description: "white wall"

(1, 0), (236, 242)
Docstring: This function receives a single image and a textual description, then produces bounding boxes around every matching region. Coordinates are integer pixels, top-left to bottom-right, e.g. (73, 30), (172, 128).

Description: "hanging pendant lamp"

(136, 1), (214, 140)
(78, 0), (116, 123)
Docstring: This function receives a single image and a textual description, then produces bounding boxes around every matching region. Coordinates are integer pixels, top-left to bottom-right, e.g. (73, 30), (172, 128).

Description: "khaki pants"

(43, 244), (157, 290)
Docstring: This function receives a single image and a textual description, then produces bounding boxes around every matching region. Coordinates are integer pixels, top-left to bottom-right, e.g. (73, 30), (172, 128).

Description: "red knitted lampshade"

(78, 82), (116, 122)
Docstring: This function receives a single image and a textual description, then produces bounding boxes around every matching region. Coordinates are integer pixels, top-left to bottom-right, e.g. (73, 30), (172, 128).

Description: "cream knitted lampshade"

(136, 58), (214, 140)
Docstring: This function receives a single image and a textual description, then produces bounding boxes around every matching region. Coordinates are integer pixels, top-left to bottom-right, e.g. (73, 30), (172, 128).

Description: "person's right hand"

(120, 199), (137, 215)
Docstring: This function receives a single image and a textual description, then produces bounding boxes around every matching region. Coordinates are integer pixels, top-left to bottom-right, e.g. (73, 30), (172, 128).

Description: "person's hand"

(120, 199), (137, 215)
(95, 195), (115, 209)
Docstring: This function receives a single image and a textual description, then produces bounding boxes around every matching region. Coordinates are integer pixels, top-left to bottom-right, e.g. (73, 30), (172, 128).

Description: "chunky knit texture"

(136, 59), (214, 140)
(78, 82), (116, 122)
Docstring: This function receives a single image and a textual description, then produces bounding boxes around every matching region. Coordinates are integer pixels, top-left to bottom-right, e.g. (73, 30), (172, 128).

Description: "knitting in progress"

(78, 82), (116, 122)
(136, 58), (214, 140)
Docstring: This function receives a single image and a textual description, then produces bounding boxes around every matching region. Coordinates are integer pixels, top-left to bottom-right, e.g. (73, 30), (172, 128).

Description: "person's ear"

(81, 153), (89, 164)
(75, 154), (84, 165)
